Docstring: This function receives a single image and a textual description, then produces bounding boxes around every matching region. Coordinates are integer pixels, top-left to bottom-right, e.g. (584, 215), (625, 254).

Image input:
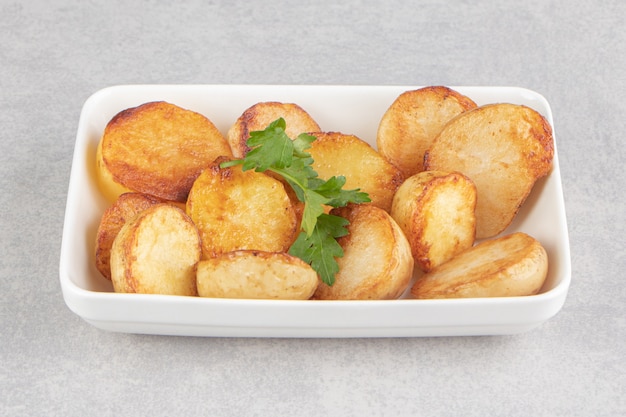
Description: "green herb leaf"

(314, 176), (371, 208)
(219, 118), (371, 286)
(243, 118), (293, 171)
(288, 214), (350, 286)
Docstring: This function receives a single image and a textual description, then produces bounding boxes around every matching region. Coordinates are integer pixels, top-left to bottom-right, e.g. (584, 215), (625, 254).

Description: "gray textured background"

(1, 1), (624, 416)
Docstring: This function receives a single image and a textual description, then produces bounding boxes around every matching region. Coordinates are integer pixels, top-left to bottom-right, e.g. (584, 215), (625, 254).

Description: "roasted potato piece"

(411, 232), (548, 299)
(94, 192), (165, 280)
(95, 140), (133, 202)
(391, 171), (477, 272)
(227, 101), (321, 158)
(313, 204), (414, 300)
(377, 86), (477, 177)
(308, 132), (404, 212)
(186, 157), (299, 258)
(196, 250), (319, 300)
(110, 204), (201, 296)
(97, 101), (232, 203)
(424, 103), (554, 238)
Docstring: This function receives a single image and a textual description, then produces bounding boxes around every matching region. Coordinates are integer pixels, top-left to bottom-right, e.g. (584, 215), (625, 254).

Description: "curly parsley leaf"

(220, 118), (370, 286)
(242, 118), (293, 171)
(288, 214), (350, 284)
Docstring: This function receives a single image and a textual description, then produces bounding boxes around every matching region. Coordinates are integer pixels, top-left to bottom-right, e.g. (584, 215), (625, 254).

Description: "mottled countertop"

(1, 1), (624, 416)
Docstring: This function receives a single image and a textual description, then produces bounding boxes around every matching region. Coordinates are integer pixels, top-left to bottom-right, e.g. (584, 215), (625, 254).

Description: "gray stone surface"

(1, 1), (624, 415)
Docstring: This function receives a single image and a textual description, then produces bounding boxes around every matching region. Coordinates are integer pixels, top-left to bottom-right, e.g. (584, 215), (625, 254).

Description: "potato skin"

(424, 103), (554, 238)
(96, 139), (134, 203)
(95, 91), (553, 302)
(308, 132), (404, 212)
(110, 204), (202, 296)
(98, 101), (232, 202)
(196, 250), (319, 300)
(95, 192), (165, 280)
(377, 86), (477, 177)
(227, 101), (321, 158)
(186, 157), (299, 259)
(391, 171), (476, 272)
(313, 204), (414, 300)
(411, 232), (549, 299)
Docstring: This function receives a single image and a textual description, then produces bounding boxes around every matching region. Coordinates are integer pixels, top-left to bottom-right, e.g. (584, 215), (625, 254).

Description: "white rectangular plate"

(60, 85), (571, 337)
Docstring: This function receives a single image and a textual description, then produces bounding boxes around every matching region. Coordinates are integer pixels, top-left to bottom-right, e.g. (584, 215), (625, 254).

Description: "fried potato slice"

(377, 86), (477, 177)
(308, 132), (404, 212)
(110, 204), (201, 296)
(391, 171), (476, 272)
(227, 101), (321, 158)
(411, 232), (548, 299)
(424, 103), (554, 239)
(97, 101), (232, 203)
(95, 192), (165, 280)
(186, 157), (299, 258)
(196, 250), (319, 300)
(313, 204), (414, 300)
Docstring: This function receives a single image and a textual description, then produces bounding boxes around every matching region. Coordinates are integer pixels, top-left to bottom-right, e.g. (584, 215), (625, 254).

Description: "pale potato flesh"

(424, 103), (553, 238)
(110, 204), (201, 296)
(411, 232), (548, 299)
(95, 92), (553, 301)
(197, 251), (319, 300)
(95, 192), (164, 280)
(377, 86), (477, 177)
(313, 204), (414, 300)
(391, 171), (477, 272)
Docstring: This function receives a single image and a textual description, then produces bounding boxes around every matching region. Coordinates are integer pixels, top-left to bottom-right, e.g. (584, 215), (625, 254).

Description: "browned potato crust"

(376, 86), (477, 177)
(313, 204), (414, 300)
(411, 232), (549, 299)
(110, 204), (202, 296)
(97, 101), (232, 202)
(95, 192), (165, 280)
(196, 250), (319, 300)
(391, 171), (477, 272)
(308, 132), (404, 212)
(186, 158), (299, 258)
(424, 103), (554, 238)
(227, 101), (321, 158)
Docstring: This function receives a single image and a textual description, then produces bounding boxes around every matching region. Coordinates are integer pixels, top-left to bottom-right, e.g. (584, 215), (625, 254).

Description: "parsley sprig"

(220, 118), (370, 286)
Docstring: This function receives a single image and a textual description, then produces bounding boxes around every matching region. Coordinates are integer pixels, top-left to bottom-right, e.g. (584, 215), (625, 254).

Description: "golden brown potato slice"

(424, 103), (554, 239)
(391, 171), (476, 272)
(97, 101), (232, 203)
(227, 101), (321, 158)
(186, 157), (299, 258)
(95, 192), (165, 280)
(313, 204), (414, 300)
(308, 132), (404, 212)
(110, 204), (201, 296)
(376, 86), (477, 177)
(95, 139), (133, 202)
(197, 250), (319, 300)
(411, 232), (548, 299)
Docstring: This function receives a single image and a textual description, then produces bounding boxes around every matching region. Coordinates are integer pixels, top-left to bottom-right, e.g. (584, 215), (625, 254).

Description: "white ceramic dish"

(60, 85), (571, 338)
